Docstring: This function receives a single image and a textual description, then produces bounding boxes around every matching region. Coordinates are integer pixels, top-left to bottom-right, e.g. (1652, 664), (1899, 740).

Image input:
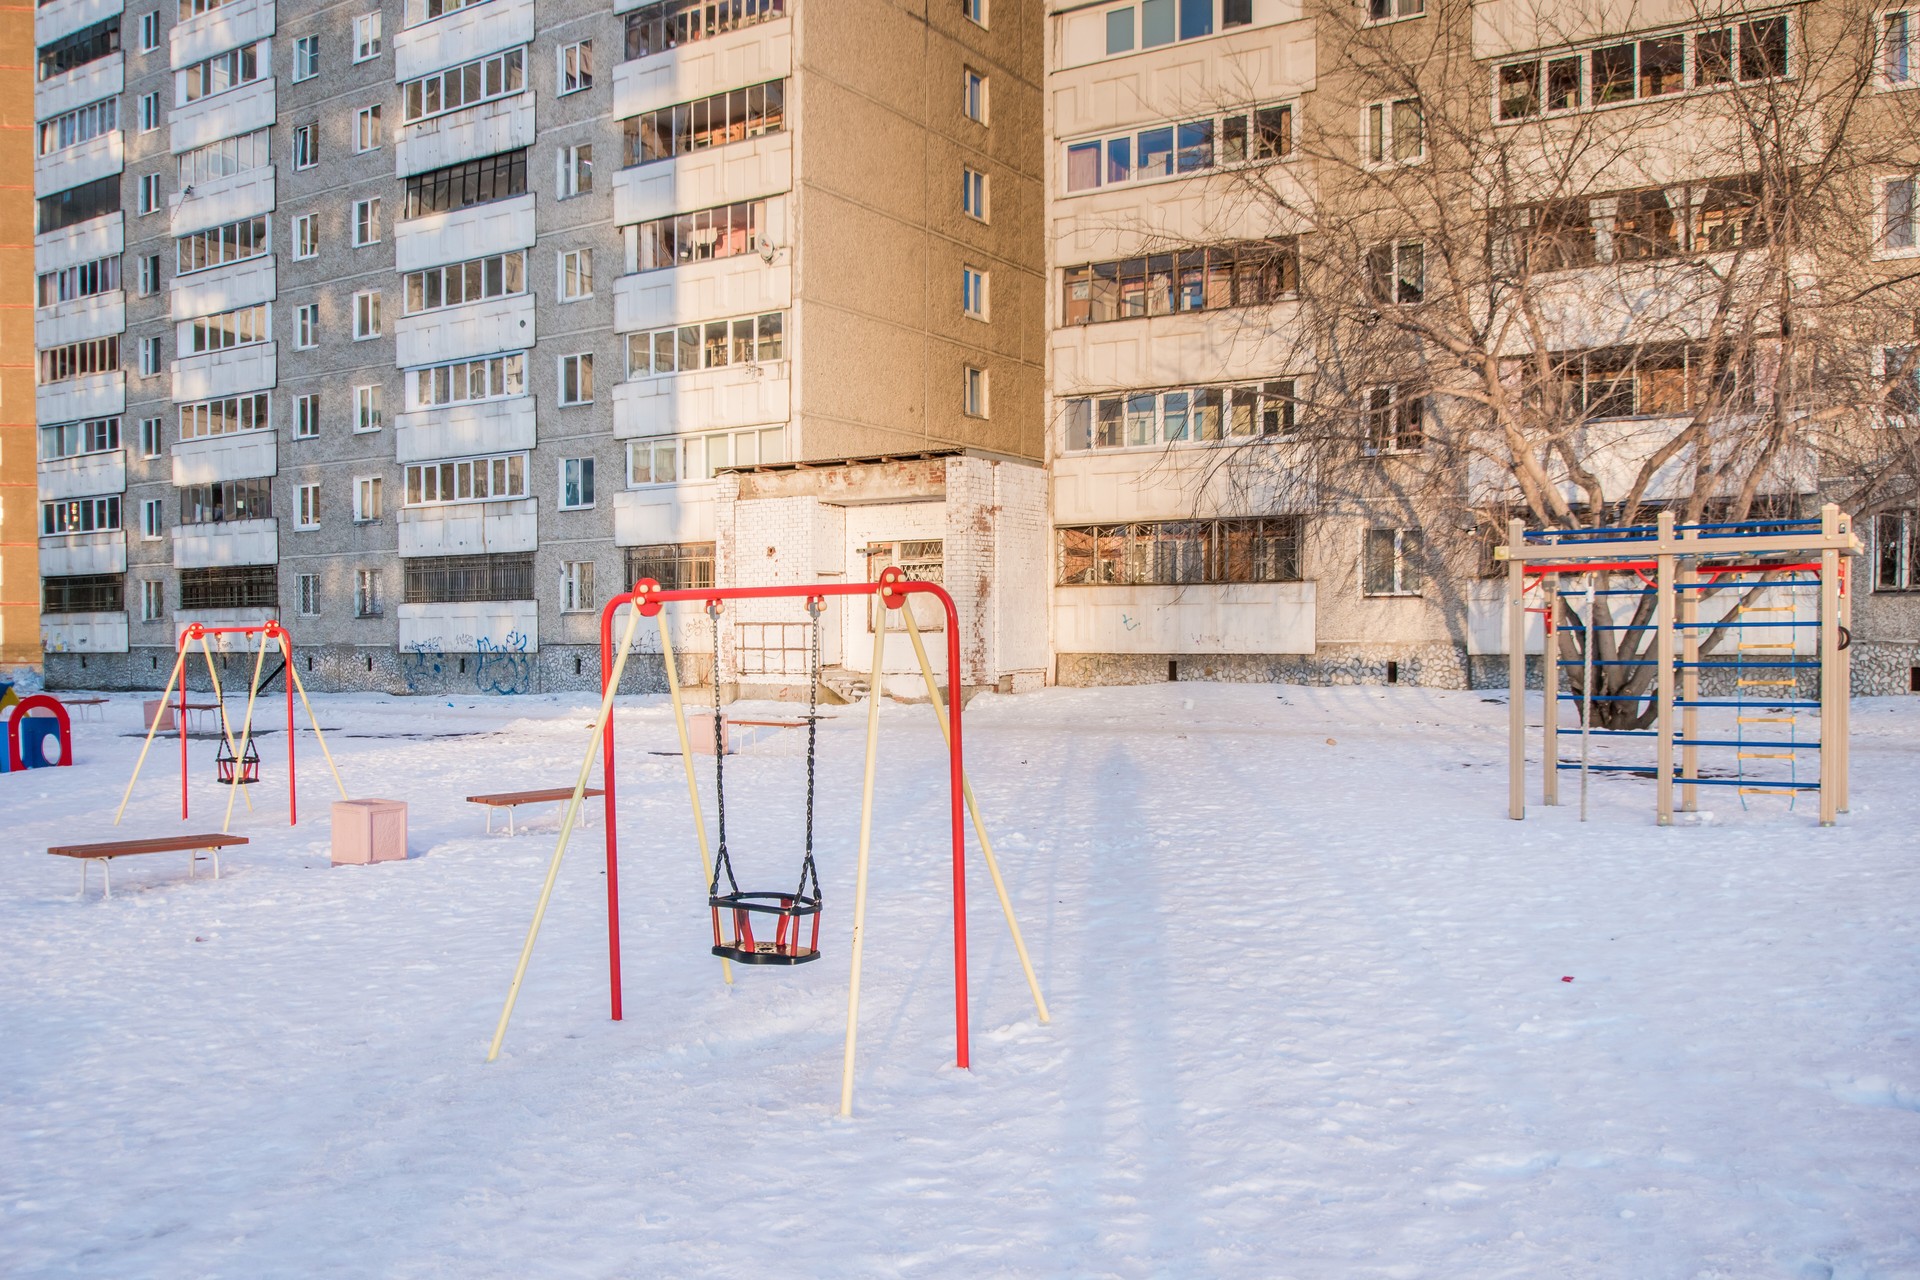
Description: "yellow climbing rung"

(1738, 679), (1796, 686)
(1737, 643), (1794, 651)
(1737, 716), (1794, 724)
(1739, 787), (1808, 795)
(1737, 606), (1794, 613)
(1738, 752), (1795, 760)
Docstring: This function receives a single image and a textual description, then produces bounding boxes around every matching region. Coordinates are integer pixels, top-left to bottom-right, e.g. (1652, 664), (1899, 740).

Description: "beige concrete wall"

(0, 0), (35, 670)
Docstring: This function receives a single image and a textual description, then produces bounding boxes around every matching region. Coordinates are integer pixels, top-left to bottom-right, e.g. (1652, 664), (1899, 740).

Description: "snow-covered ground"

(2, 683), (1916, 1278)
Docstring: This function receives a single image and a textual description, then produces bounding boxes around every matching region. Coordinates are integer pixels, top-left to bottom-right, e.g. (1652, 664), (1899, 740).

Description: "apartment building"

(2, 0), (37, 679)
(32, 0), (1049, 695)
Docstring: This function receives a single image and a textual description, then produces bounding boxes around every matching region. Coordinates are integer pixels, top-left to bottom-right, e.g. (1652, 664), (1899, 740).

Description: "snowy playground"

(3, 680), (1917, 1277)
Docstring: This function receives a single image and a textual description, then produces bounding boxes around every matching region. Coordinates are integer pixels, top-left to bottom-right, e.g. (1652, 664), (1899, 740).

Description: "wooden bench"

(61, 696), (109, 722)
(49, 834), (249, 900)
(688, 713), (809, 756)
(467, 788), (605, 835)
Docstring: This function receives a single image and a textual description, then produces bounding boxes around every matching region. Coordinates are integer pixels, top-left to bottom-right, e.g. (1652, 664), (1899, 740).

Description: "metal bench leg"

(485, 808), (493, 834)
(102, 858), (110, 901)
(508, 807), (515, 837)
(210, 848), (220, 880)
(79, 859), (88, 899)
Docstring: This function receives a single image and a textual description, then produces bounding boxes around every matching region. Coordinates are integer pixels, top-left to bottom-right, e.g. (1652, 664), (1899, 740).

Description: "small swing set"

(488, 568), (1050, 1116)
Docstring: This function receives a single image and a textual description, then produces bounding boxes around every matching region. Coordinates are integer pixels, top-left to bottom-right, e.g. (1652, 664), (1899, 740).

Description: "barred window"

(42, 573), (123, 614)
(183, 304), (269, 355)
(39, 417), (119, 461)
(865, 539), (944, 632)
(42, 495), (122, 535)
(621, 80), (785, 166)
(1063, 241), (1298, 324)
(38, 98), (117, 156)
(401, 47), (524, 122)
(39, 337), (119, 385)
(623, 200), (767, 273)
(37, 256), (120, 307)
(402, 149), (527, 219)
(625, 542), (713, 590)
(179, 477), (272, 525)
(177, 128), (271, 188)
(180, 565), (277, 610)
(403, 452), (528, 505)
(403, 553), (535, 603)
(626, 312), (783, 377)
(38, 177), (120, 234)
(177, 216), (269, 276)
(403, 252), (526, 314)
(37, 18), (119, 81)
(624, 0), (784, 60)
(179, 42), (262, 103)
(408, 352), (525, 409)
(1056, 518), (1303, 586)
(179, 393), (270, 440)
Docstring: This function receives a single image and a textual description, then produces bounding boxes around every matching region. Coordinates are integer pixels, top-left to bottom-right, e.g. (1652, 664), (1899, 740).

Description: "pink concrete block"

(332, 799), (409, 866)
(688, 710), (731, 756)
(143, 699), (175, 732)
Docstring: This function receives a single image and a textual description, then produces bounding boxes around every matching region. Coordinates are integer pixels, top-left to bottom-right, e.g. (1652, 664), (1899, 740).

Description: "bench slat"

(466, 788), (605, 807)
(49, 834), (249, 859)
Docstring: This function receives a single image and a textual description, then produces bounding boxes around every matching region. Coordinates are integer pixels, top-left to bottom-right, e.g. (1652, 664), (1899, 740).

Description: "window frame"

(294, 392), (320, 438)
(559, 456), (596, 510)
(964, 365), (990, 418)
(1062, 100), (1294, 196)
(557, 39), (593, 95)
(294, 303), (319, 350)
(1362, 527), (1425, 596)
(1879, 173), (1920, 257)
(558, 352), (595, 405)
(962, 167), (989, 221)
(1363, 96), (1425, 167)
(557, 247), (593, 301)
(353, 12), (382, 62)
(294, 34), (319, 81)
(352, 197), (382, 247)
(295, 483), (322, 530)
(354, 104), (383, 153)
(293, 212), (320, 260)
(352, 289), (382, 340)
(964, 67), (989, 123)
(352, 475), (383, 522)
(354, 383), (383, 432)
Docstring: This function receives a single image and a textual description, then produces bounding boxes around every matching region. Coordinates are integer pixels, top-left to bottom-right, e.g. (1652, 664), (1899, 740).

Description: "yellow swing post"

(899, 606), (1050, 1025)
(197, 635), (254, 816)
(657, 612), (733, 987)
(286, 659), (349, 799)
(113, 645), (189, 825)
(487, 600), (646, 1062)
(839, 599), (889, 1117)
(220, 635), (271, 834)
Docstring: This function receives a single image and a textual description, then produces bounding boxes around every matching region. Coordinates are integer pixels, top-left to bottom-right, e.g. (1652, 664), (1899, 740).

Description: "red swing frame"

(175, 621), (300, 824)
(597, 570), (975, 1069)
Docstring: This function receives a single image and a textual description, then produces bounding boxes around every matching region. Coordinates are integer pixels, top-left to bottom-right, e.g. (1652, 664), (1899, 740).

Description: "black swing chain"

(797, 599), (823, 906)
(707, 601), (738, 898)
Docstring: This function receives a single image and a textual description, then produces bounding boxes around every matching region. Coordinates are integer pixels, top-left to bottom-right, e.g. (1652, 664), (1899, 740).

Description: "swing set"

(116, 620), (349, 833)
(487, 568), (1050, 1117)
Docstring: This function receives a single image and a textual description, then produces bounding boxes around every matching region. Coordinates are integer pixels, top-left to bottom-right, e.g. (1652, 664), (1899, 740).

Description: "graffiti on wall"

(400, 630), (535, 695)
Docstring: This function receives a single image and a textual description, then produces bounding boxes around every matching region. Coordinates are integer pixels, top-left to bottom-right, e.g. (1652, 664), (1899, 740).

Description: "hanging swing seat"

(215, 737), (260, 785)
(710, 888), (824, 965)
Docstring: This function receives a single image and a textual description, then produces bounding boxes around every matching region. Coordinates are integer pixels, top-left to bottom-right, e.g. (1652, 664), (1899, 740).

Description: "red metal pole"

(601, 603), (622, 1021)
(942, 592), (970, 1070)
(282, 630), (297, 826)
(178, 632), (190, 821)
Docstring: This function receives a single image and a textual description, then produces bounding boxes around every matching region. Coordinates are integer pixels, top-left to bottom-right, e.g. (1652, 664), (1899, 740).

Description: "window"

(1555, 344), (1746, 419)
(295, 393), (320, 438)
(626, 427), (786, 483)
(176, 216), (268, 275)
(964, 68), (988, 122)
(558, 144), (593, 197)
(1884, 8), (1917, 87)
(1364, 385), (1425, 453)
(403, 252), (527, 315)
(963, 0), (986, 26)
(137, 91), (161, 132)
(178, 0), (234, 19)
(1367, 0), (1422, 20)
(559, 353), (594, 405)
(177, 128), (270, 187)
(621, 81), (786, 165)
(138, 254), (161, 296)
(963, 167), (988, 220)
(141, 11), (159, 51)
(558, 40), (592, 93)
(178, 42), (262, 103)
(404, 0), (487, 27)
(353, 476), (383, 522)
(962, 267), (989, 319)
(1367, 240), (1425, 304)
(36, 257), (121, 308)
(1365, 97), (1423, 165)
(38, 337), (119, 385)
(403, 553), (535, 603)
(181, 566), (277, 610)
(401, 48), (524, 122)
(561, 457), (595, 509)
(1061, 381), (1296, 451)
(139, 499), (164, 540)
(1063, 102), (1290, 194)
(295, 304), (318, 349)
(41, 495), (122, 535)
(296, 483), (321, 529)
(39, 99), (118, 155)
(293, 123), (318, 170)
(182, 304), (268, 355)
(38, 19), (121, 82)
(624, 542), (714, 590)
(864, 539), (946, 631)
(39, 417), (120, 461)
(622, 199), (767, 273)
(42, 574), (124, 613)
(139, 337), (162, 376)
(355, 568), (381, 617)
(965, 366), (989, 417)
(353, 12), (381, 60)
(38, 177), (121, 234)
(1363, 529), (1424, 595)
(179, 392), (270, 440)
(1883, 176), (1918, 254)
(355, 384), (383, 431)
(402, 149), (528, 218)
(402, 453), (529, 505)
(625, 312), (785, 376)
(1496, 16), (1791, 120)
(138, 173), (161, 215)
(355, 105), (383, 152)
(294, 213), (319, 259)
(623, 0), (786, 62)
(143, 579), (166, 621)
(1876, 511), (1919, 589)
(353, 290), (382, 340)
(408, 354), (523, 408)
(562, 561), (595, 612)
(178, 478), (271, 525)
(353, 198), (382, 246)
(139, 417), (163, 457)
(298, 574), (320, 615)
(294, 35), (319, 81)
(1063, 241), (1298, 324)
(1057, 518), (1302, 586)
(559, 249), (593, 300)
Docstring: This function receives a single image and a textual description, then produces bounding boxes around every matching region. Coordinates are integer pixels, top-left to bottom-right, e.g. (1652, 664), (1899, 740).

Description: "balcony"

(170, 0), (275, 70)
(393, 0), (534, 82)
(172, 429), (276, 485)
(171, 255), (275, 322)
(171, 342), (275, 403)
(398, 497), (538, 556)
(35, 54), (122, 122)
(395, 599), (538, 654)
(40, 529), (126, 576)
(610, 19), (792, 120)
(34, 129), (123, 199)
(42, 611), (129, 654)
(1051, 304), (1305, 395)
(613, 489), (716, 547)
(394, 394), (535, 463)
(37, 370), (124, 423)
(1053, 581), (1317, 655)
(395, 192), (535, 272)
(39, 449), (126, 501)
(170, 166), (274, 238)
(613, 252), (790, 332)
(169, 77), (276, 157)
(396, 94), (535, 178)
(611, 130), (791, 228)
(35, 0), (123, 47)
(173, 517), (277, 569)
(394, 292), (536, 368)
(35, 289), (125, 348)
(34, 210), (122, 270)
(613, 362), (790, 440)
